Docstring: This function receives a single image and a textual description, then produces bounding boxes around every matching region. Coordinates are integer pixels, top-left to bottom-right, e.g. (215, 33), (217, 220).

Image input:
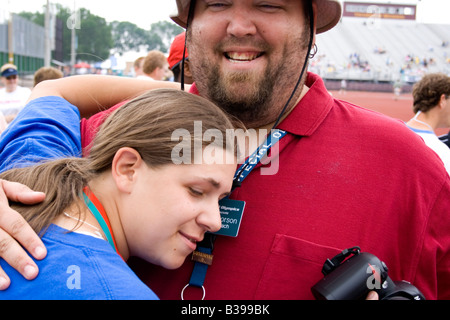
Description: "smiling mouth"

(180, 231), (202, 245)
(224, 52), (264, 63)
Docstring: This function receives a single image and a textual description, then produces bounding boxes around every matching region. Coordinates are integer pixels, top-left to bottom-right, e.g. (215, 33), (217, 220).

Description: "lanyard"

(233, 129), (287, 188)
(182, 129), (288, 300)
(82, 187), (124, 260)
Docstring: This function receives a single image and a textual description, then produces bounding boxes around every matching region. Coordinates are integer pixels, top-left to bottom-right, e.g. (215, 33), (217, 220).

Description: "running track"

(330, 90), (449, 136)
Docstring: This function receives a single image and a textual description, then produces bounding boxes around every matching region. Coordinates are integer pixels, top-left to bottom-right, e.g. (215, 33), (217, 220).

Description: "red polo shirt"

(82, 73), (450, 300)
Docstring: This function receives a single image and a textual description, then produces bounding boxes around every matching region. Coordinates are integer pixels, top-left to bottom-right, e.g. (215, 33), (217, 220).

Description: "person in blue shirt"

(0, 75), (238, 299)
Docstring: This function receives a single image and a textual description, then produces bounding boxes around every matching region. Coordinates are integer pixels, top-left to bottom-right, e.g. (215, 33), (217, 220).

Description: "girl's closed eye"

(189, 187), (204, 197)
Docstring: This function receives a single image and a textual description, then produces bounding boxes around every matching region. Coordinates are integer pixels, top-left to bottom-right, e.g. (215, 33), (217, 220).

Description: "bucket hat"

(171, 0), (342, 34)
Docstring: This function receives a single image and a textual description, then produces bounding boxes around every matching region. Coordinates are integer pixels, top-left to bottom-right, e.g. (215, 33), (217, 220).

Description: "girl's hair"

(0, 88), (240, 234)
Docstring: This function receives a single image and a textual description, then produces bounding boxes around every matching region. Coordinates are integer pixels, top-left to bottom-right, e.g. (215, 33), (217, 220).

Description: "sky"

(0, 0), (448, 66)
(1, 0), (449, 27)
(1, 0), (177, 29)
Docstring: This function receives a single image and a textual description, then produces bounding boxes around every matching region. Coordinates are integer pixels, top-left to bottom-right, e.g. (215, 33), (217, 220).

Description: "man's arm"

(29, 75), (188, 118)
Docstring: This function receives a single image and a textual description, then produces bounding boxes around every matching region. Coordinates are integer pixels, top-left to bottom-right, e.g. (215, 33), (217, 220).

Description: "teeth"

(226, 52), (260, 62)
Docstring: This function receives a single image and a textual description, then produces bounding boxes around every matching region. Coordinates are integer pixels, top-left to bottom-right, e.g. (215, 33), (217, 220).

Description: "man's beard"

(190, 37), (310, 128)
(205, 63), (277, 127)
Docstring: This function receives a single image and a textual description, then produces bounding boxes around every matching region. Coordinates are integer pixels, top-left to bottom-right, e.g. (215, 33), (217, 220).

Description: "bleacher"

(310, 17), (450, 86)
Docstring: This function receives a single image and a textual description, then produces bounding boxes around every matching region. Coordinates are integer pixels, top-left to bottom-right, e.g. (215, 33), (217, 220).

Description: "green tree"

(148, 21), (183, 53)
(18, 6), (182, 62)
(111, 21), (150, 55)
(111, 20), (183, 54)
(55, 6), (112, 62)
(19, 5), (112, 63)
(17, 11), (44, 26)
(75, 8), (113, 62)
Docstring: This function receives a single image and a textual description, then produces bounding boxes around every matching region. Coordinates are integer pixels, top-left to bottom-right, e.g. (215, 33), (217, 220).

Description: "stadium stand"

(310, 17), (450, 91)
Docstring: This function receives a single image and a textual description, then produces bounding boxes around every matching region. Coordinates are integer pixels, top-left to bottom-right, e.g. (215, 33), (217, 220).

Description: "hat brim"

(171, 0), (342, 34)
(1, 69), (18, 78)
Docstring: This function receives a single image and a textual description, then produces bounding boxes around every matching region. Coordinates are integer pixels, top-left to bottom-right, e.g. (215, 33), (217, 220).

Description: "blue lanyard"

(233, 129), (287, 188)
(182, 129), (288, 300)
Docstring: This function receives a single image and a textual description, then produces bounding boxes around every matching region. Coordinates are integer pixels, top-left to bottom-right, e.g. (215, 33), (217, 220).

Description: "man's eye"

(205, 1), (230, 10)
(258, 4), (282, 12)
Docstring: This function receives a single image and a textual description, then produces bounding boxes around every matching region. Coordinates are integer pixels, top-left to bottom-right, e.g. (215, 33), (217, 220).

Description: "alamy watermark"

(67, 9), (81, 30)
(366, 264), (385, 290)
(66, 265), (81, 290)
(171, 121), (283, 176)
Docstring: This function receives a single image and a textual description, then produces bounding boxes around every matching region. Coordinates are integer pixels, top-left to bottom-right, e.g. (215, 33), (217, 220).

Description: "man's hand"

(0, 180), (47, 290)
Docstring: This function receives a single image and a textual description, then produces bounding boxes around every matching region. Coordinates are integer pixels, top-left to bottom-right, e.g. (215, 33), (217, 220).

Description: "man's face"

(1, 74), (18, 93)
(187, 0), (311, 128)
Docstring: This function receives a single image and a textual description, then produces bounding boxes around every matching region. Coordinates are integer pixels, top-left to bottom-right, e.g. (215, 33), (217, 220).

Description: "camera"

(311, 247), (426, 300)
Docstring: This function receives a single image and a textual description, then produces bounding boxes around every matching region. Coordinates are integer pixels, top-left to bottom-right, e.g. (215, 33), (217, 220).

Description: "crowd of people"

(0, 0), (448, 301)
(0, 64), (66, 134)
(0, 34), (190, 135)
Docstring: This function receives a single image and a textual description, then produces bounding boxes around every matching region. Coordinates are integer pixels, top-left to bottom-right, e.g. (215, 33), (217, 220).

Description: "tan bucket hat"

(171, 0), (342, 34)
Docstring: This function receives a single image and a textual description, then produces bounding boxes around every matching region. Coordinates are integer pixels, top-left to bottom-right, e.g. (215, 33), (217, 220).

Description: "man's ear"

(439, 93), (448, 109)
(184, 60), (192, 78)
(111, 147), (144, 193)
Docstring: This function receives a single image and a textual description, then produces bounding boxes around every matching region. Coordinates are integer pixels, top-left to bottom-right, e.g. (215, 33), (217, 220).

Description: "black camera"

(311, 247), (426, 300)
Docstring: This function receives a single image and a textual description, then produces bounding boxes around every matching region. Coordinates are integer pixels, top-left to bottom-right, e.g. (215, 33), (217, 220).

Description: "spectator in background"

(133, 56), (145, 78)
(393, 80), (402, 100)
(168, 32), (193, 85)
(339, 79), (347, 94)
(406, 73), (450, 173)
(439, 131), (450, 148)
(139, 50), (170, 81)
(0, 64), (31, 124)
(33, 67), (64, 87)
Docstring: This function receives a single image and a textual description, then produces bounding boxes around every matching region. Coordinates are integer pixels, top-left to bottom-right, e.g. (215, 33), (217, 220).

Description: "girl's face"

(120, 150), (236, 269)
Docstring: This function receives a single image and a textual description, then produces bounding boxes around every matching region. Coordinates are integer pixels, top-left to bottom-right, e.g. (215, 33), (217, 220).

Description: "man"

(439, 131), (450, 148)
(133, 56), (146, 78)
(0, 64), (31, 123)
(168, 32), (193, 84)
(0, 0), (449, 300)
(33, 67), (64, 87)
(138, 50), (170, 81)
(406, 73), (450, 173)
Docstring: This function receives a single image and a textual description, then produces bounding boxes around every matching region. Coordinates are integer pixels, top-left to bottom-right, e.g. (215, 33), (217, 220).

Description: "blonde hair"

(1, 63), (17, 74)
(143, 50), (168, 75)
(0, 89), (240, 234)
(33, 67), (63, 87)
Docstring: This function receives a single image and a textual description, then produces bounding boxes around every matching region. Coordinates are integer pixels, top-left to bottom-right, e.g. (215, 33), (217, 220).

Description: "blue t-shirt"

(0, 225), (158, 300)
(0, 96), (82, 173)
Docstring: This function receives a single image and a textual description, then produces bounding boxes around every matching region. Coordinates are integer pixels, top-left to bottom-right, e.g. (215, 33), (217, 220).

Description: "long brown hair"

(0, 89), (240, 234)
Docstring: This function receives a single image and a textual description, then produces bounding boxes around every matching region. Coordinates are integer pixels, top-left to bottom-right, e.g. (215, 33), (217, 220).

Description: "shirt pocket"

(254, 234), (342, 300)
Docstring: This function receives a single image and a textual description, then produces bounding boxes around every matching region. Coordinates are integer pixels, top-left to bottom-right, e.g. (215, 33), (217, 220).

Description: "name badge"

(212, 198), (245, 237)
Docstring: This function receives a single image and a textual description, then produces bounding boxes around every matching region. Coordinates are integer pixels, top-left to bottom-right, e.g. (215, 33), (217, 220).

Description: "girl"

(0, 76), (238, 299)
